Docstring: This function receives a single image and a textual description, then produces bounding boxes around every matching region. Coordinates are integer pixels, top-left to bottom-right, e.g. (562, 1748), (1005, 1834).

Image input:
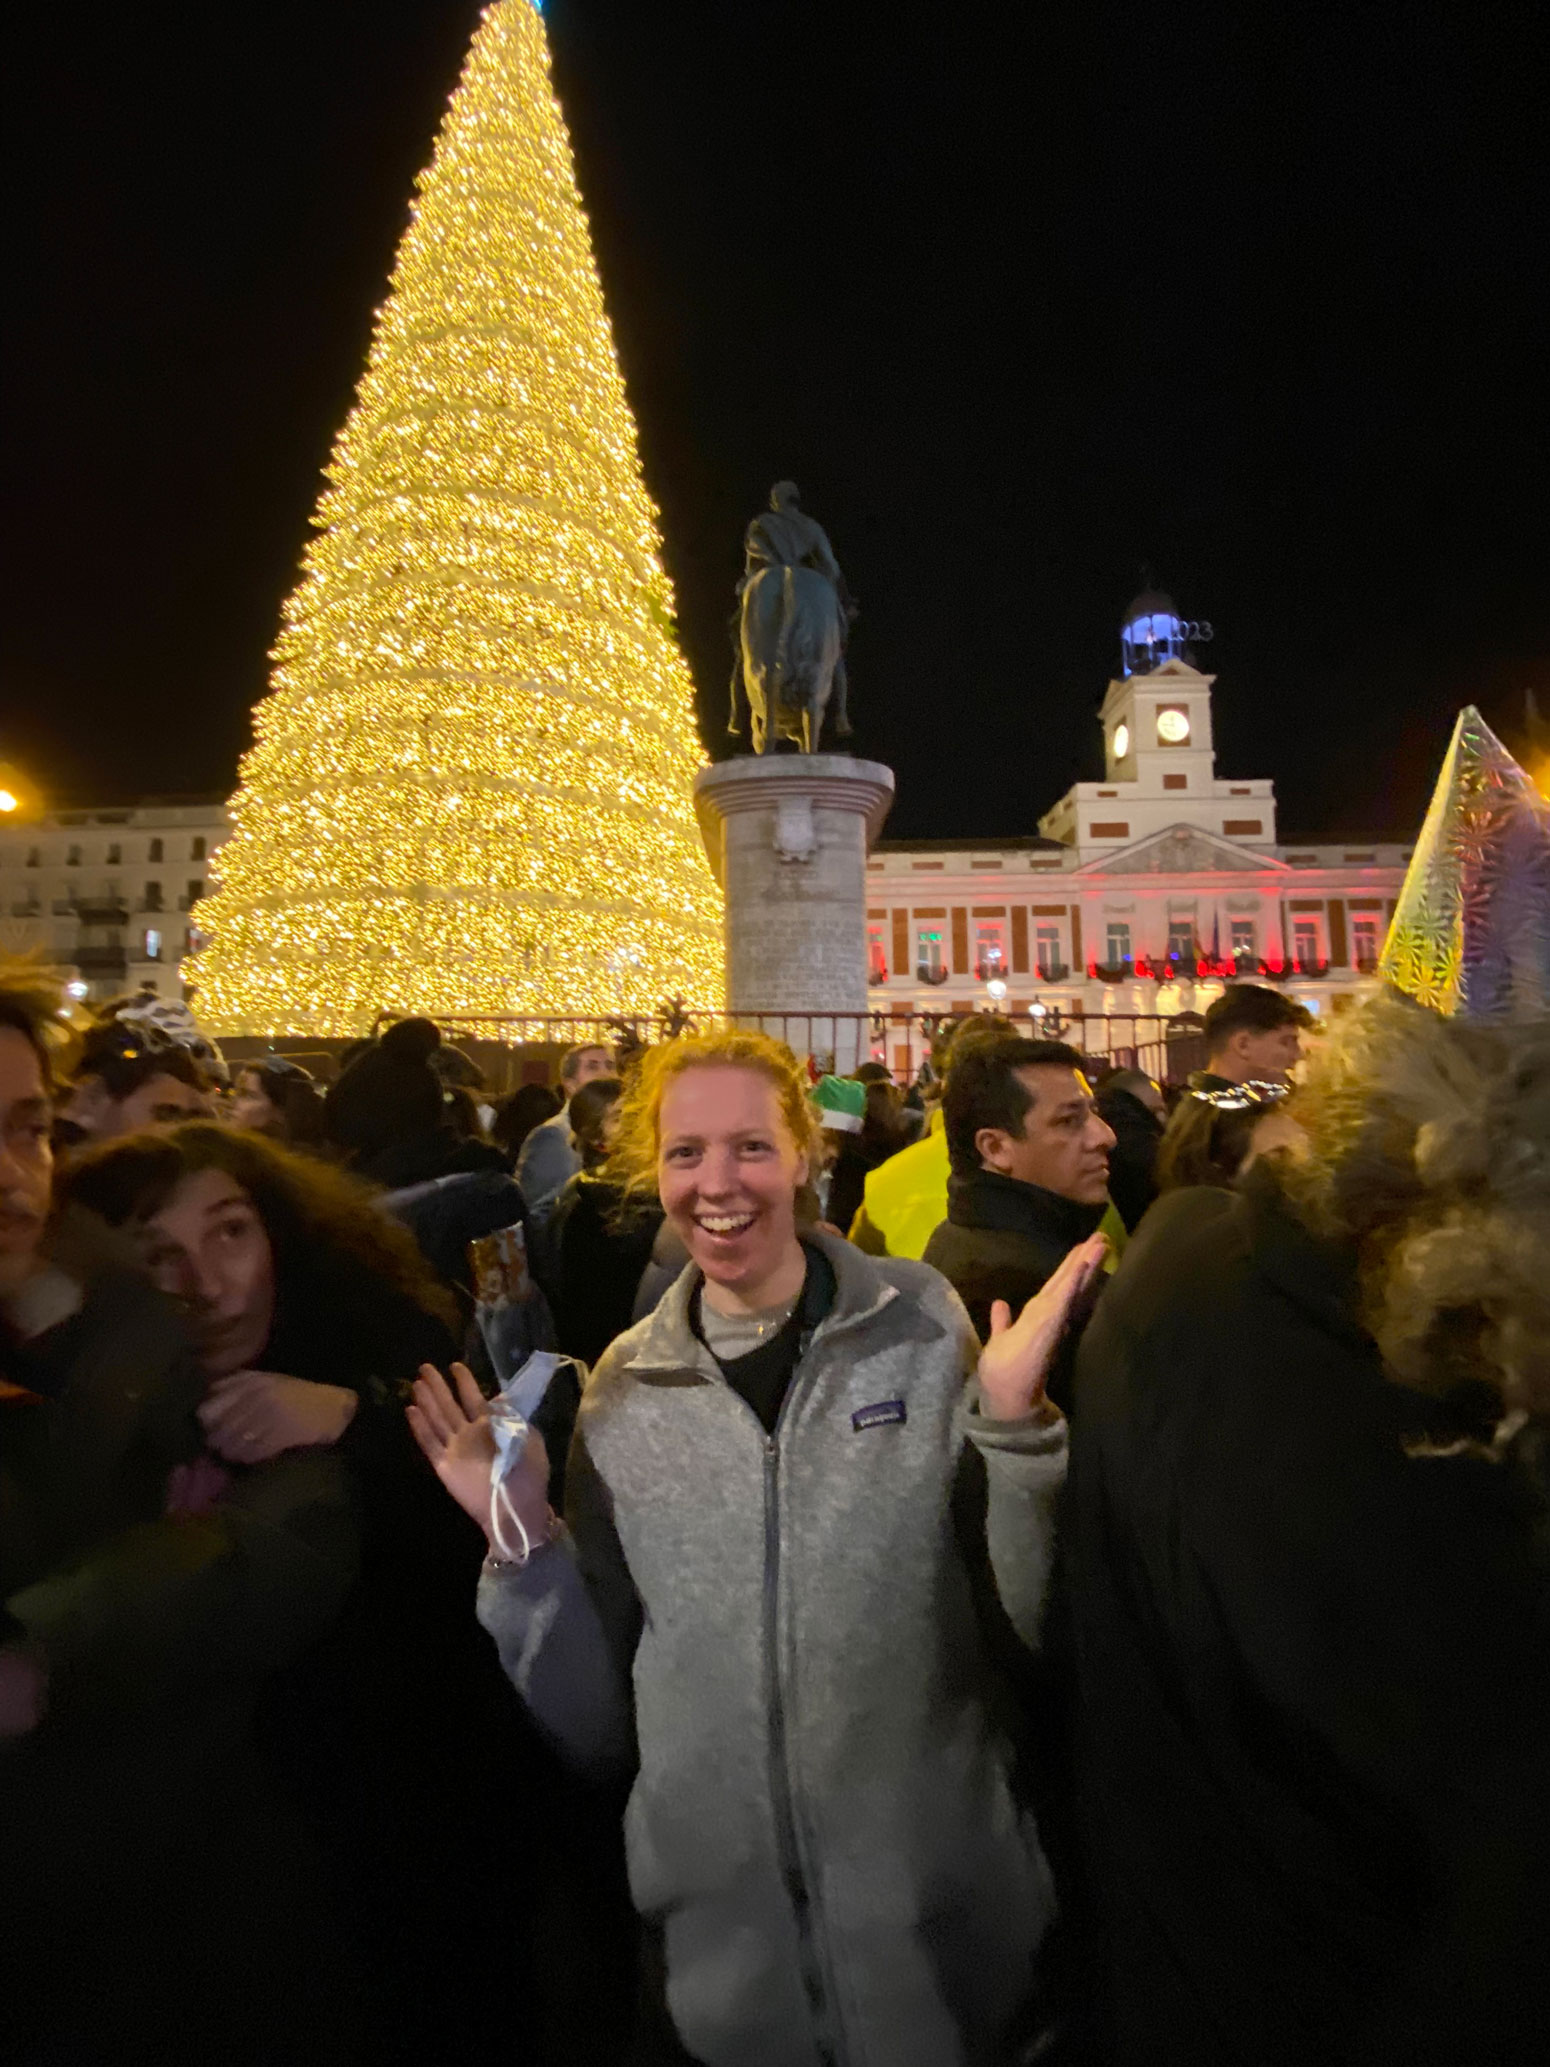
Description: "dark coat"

(922, 1170), (1105, 1412)
(1092, 1085), (1163, 1232)
(3, 1262), (362, 2060)
(1064, 1170), (1550, 2066)
(545, 1170), (662, 1372)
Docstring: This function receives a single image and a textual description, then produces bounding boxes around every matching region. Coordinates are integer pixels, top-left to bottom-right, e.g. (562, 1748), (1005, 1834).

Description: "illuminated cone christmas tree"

(192, 0), (722, 1037)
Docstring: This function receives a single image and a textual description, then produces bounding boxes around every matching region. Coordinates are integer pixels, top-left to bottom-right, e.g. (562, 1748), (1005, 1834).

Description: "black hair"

(1156, 1088), (1285, 1190)
(567, 1075), (623, 1166)
(74, 1022), (209, 1102)
(323, 1018), (444, 1160)
(236, 1059), (326, 1149)
(0, 963), (65, 1094)
(943, 1038), (1086, 1176)
(492, 1081), (561, 1159)
(1203, 984), (1312, 1057)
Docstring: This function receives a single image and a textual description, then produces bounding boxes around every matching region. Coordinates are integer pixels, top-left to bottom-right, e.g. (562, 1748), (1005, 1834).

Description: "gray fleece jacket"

(477, 1232), (1066, 2067)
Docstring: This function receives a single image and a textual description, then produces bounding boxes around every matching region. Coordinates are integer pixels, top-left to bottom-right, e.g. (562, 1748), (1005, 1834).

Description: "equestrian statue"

(728, 481), (855, 754)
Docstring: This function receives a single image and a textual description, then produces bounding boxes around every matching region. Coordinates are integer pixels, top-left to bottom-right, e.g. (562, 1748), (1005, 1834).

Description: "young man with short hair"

(1195, 984), (1312, 1092)
(514, 1041), (615, 1222)
(57, 1018), (213, 1146)
(923, 1039), (1116, 1390)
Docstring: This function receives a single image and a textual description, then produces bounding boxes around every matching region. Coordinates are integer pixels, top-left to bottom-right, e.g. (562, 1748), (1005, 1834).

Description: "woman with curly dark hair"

(62, 1121), (456, 1437)
(59, 1124), (547, 2064)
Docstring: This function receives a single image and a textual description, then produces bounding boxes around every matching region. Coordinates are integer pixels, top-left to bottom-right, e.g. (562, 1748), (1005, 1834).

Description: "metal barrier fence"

(355, 1006), (1194, 1092)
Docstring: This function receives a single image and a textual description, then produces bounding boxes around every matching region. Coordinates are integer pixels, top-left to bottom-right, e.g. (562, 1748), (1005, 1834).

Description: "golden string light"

(191, 0), (723, 1037)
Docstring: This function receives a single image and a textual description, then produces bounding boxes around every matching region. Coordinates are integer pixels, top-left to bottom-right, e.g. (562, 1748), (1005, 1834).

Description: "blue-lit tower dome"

(1120, 589), (1193, 676)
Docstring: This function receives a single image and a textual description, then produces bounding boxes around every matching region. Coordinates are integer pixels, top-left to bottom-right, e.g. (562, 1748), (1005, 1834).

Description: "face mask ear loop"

(489, 1474), (532, 1566)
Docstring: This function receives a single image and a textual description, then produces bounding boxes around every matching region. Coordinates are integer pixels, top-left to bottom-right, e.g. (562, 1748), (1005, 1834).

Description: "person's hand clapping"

(198, 1371), (358, 1464)
(407, 1361), (551, 1552)
(976, 1232), (1108, 1422)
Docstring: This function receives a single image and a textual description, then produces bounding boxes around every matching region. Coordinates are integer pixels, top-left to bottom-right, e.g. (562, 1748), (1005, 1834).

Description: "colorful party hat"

(1379, 706), (1550, 1019)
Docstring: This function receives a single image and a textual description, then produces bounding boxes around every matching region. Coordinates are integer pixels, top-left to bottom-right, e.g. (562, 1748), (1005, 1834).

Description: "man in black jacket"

(1190, 982), (1311, 1093)
(922, 1039), (1114, 1386)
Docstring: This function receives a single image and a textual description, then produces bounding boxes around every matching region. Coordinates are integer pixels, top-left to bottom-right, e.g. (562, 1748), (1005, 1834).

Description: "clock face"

(1112, 723), (1131, 761)
(1156, 706), (1191, 745)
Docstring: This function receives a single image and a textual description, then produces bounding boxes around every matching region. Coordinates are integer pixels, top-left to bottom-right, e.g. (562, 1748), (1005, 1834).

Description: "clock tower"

(1038, 590), (1278, 855)
(1100, 591), (1219, 785)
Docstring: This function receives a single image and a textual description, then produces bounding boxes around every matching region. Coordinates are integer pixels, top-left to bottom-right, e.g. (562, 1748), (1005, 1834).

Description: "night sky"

(5, 0), (1548, 842)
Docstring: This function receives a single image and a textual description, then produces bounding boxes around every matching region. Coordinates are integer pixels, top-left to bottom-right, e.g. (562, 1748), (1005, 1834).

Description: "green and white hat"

(810, 1074), (866, 1133)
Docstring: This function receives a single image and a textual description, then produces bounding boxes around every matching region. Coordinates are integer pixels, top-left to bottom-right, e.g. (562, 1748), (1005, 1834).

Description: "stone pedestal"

(694, 754), (895, 1073)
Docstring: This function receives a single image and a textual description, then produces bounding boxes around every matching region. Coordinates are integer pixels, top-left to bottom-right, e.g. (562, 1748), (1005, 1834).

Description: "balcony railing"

(1034, 961), (1070, 983)
(76, 900), (129, 927)
(915, 964), (950, 986)
(74, 945), (128, 976)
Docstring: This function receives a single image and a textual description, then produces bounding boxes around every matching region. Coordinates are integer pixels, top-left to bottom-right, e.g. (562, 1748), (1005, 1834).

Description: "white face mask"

(485, 1350), (579, 1562)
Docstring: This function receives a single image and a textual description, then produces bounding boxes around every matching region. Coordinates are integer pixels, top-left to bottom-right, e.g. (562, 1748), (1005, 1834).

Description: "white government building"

(0, 799), (230, 1002)
(864, 593), (1409, 1070)
(0, 598), (1408, 1050)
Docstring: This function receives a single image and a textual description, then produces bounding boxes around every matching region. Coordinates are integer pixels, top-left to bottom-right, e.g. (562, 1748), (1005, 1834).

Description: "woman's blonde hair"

(607, 1029), (824, 1216)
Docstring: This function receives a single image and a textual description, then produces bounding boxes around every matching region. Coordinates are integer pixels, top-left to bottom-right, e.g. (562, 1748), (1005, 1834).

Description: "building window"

(144, 881), (163, 911)
(25, 848), (38, 868)
(191, 836), (206, 862)
(1105, 922), (1132, 965)
(916, 927), (947, 983)
(148, 838), (164, 863)
(186, 879), (204, 906)
(867, 925), (888, 984)
(1352, 917), (1381, 972)
(1035, 924), (1064, 979)
(1292, 920), (1321, 970)
(144, 928), (162, 960)
(106, 843), (121, 865)
(1166, 920), (1196, 963)
(973, 922), (1006, 982)
(1230, 919), (1257, 966)
(66, 844), (82, 868)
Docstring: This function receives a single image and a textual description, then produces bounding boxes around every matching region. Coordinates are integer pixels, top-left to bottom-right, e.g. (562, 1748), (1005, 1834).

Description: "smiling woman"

(409, 1026), (1109, 2064)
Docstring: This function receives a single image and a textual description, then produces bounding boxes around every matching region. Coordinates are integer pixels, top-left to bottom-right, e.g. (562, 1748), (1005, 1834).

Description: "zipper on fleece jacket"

(763, 1404), (844, 2067)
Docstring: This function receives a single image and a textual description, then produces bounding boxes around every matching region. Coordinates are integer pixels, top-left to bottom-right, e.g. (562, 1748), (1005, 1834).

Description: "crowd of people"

(5, 966), (1548, 2065)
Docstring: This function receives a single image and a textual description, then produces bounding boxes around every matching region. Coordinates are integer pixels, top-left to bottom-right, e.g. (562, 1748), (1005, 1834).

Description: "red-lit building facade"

(864, 597), (1409, 1065)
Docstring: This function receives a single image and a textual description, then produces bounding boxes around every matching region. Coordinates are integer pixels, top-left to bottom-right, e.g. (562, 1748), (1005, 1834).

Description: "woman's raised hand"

(407, 1360), (551, 1549)
(976, 1232), (1108, 1422)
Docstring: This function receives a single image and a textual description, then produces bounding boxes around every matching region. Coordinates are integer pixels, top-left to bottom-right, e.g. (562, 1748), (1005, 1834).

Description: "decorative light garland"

(190, 0), (723, 1037)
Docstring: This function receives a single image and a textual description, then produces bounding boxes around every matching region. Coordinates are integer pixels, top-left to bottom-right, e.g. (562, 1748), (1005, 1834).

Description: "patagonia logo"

(852, 1399), (907, 1432)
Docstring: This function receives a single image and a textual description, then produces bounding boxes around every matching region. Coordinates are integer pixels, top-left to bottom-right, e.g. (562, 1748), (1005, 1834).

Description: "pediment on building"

(1079, 823), (1286, 876)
